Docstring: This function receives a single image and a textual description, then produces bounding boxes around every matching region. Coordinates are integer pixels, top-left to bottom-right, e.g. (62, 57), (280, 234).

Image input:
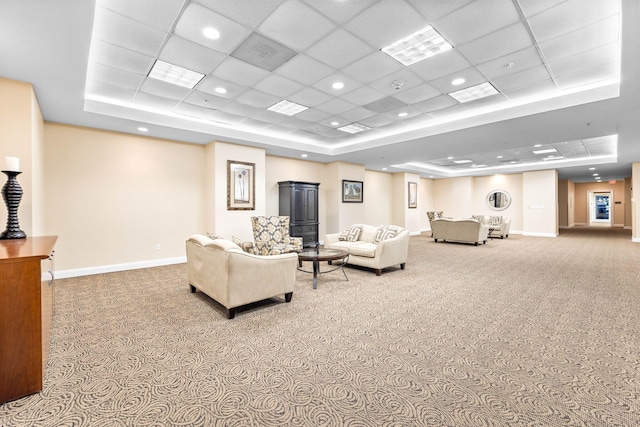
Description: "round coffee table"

(297, 248), (349, 289)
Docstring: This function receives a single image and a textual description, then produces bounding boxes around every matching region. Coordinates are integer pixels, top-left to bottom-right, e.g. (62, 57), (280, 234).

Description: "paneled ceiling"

(2, 0), (639, 182)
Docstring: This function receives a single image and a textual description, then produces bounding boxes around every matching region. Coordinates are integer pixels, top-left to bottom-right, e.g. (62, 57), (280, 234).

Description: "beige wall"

(473, 174), (523, 232)
(633, 163), (640, 241)
(0, 77), (44, 236)
(419, 178), (435, 231)
(364, 170), (393, 226)
(44, 123), (206, 273)
(573, 180), (627, 227)
(522, 169), (558, 237)
(433, 176), (474, 219)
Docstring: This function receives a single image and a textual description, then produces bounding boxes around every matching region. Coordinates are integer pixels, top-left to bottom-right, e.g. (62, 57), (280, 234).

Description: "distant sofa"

(430, 218), (490, 246)
(324, 224), (410, 276)
(471, 215), (511, 239)
(186, 234), (298, 319)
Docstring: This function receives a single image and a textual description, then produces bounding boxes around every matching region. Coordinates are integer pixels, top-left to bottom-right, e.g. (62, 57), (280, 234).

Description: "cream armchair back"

(251, 216), (303, 256)
(186, 234), (298, 319)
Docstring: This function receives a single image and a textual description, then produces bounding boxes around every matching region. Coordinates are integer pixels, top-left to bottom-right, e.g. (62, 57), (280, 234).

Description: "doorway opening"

(589, 191), (612, 226)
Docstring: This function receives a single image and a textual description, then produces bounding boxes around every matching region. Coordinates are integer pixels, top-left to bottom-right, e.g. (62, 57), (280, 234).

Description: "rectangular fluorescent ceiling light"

(543, 156), (565, 161)
(338, 123), (371, 134)
(453, 159), (472, 164)
(533, 148), (558, 154)
(381, 25), (452, 66)
(267, 100), (309, 116)
(449, 82), (499, 103)
(148, 60), (204, 89)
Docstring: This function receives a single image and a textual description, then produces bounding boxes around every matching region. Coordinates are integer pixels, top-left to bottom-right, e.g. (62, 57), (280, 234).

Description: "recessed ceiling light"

(534, 144), (542, 148)
(398, 112), (408, 117)
(137, 127), (148, 132)
(267, 100), (309, 116)
(331, 121), (340, 126)
(533, 148), (558, 154)
(447, 156), (453, 160)
(449, 82), (498, 103)
(453, 159), (472, 164)
(332, 82), (344, 90)
(543, 156), (564, 161)
(382, 167), (388, 171)
(215, 87), (227, 94)
(593, 173), (599, 176)
(147, 60), (204, 89)
(203, 27), (220, 40)
(338, 123), (370, 134)
(451, 78), (465, 86)
(301, 154), (308, 158)
(381, 25), (453, 66)
(497, 155), (503, 159)
(589, 167), (596, 170)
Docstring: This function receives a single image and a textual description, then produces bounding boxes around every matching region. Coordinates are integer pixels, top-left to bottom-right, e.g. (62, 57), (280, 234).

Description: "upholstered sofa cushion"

(349, 243), (377, 257)
(374, 225), (402, 243)
(339, 225), (362, 241)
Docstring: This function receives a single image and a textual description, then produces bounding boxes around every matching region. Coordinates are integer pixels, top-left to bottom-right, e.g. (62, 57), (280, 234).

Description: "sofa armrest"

(325, 233), (341, 245)
(373, 230), (410, 265)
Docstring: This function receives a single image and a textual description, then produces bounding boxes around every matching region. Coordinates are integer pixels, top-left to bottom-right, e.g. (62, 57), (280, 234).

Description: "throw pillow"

(374, 225), (401, 243)
(489, 216), (502, 226)
(231, 235), (254, 253)
(471, 215), (484, 223)
(206, 232), (221, 239)
(338, 225), (362, 242)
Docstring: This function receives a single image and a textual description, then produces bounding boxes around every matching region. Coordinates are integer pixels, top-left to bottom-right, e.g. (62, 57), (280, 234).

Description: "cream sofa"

(324, 224), (410, 276)
(471, 215), (511, 238)
(186, 234), (298, 319)
(430, 218), (490, 246)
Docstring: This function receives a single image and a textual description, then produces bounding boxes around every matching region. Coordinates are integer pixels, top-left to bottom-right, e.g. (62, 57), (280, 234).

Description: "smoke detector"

(392, 80), (404, 90)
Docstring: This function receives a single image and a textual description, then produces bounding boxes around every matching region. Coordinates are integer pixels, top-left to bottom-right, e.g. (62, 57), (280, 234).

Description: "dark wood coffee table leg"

(313, 259), (319, 289)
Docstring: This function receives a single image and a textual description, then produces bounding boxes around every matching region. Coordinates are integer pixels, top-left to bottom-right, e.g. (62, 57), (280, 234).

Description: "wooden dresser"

(0, 236), (57, 404)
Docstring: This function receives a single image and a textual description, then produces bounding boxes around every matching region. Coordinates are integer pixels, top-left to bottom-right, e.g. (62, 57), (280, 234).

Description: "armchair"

(186, 234), (297, 319)
(251, 216), (303, 256)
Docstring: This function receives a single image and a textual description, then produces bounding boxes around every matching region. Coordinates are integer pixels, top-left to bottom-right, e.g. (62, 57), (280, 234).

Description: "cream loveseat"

(324, 224), (410, 276)
(430, 218), (490, 246)
(186, 234), (298, 319)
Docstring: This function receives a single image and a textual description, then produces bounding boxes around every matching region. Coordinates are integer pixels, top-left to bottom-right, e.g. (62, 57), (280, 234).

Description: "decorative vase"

(0, 171), (26, 239)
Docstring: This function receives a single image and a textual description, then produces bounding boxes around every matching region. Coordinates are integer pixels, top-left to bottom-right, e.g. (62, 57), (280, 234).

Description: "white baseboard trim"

(53, 256), (187, 279)
(522, 232), (557, 238)
(410, 230), (422, 236)
(632, 237), (640, 243)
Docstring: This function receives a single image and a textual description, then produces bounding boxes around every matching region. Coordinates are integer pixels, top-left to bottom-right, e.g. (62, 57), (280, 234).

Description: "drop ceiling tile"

(342, 52), (403, 84)
(258, 0), (335, 51)
(251, 109), (287, 124)
(220, 101), (261, 117)
(412, 94), (457, 113)
(278, 116), (311, 130)
(408, 0), (474, 20)
(503, 79), (557, 101)
(230, 32), (298, 72)
(303, 0), (377, 23)
(254, 74), (305, 98)
(306, 29), (374, 69)
(528, 0), (619, 42)
(275, 55), (336, 86)
(548, 43), (618, 79)
(140, 78), (191, 100)
(209, 110), (245, 124)
(241, 118), (272, 129)
(288, 87), (332, 107)
(87, 63), (144, 91)
(212, 57), (270, 86)
(174, 102), (215, 119)
(194, 0), (281, 27)
(196, 77), (247, 99)
(160, 36), (225, 74)
(539, 15), (619, 63)
(316, 98), (357, 115)
(183, 91), (230, 109)
(294, 108), (332, 122)
(369, 69), (424, 96)
(133, 92), (181, 110)
(338, 107), (376, 123)
(492, 65), (552, 92)
(267, 123), (296, 133)
(458, 23), (533, 64)
(554, 62), (618, 91)
(302, 124), (343, 138)
(340, 85), (386, 106)
(364, 97), (407, 114)
(382, 106), (423, 121)
(312, 74), (362, 96)
(85, 80), (137, 102)
(345, 0), (427, 48)
(477, 47), (543, 80)
(391, 84), (440, 105)
(359, 114), (394, 128)
(409, 49), (470, 81)
(93, 6), (166, 56)
(435, 0), (520, 46)
(89, 39), (154, 75)
(236, 89), (281, 109)
(98, 0), (183, 31)
(174, 3), (251, 54)
(517, 0), (568, 17)
(318, 116), (347, 128)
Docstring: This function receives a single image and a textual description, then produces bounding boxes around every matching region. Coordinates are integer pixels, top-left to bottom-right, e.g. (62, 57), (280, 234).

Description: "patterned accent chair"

(250, 216), (303, 256)
(427, 211), (444, 236)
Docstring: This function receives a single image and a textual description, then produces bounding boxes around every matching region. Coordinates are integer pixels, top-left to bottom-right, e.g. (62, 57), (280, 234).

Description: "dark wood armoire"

(278, 181), (319, 248)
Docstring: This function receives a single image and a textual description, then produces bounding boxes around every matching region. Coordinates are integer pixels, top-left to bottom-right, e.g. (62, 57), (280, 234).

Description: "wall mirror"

(487, 190), (511, 211)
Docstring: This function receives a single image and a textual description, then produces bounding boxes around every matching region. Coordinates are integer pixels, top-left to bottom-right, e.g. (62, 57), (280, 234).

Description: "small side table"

(297, 248), (349, 289)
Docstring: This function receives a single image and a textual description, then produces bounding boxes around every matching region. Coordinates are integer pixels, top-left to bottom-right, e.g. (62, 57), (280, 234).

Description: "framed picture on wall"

(227, 160), (255, 210)
(408, 182), (417, 208)
(342, 180), (363, 203)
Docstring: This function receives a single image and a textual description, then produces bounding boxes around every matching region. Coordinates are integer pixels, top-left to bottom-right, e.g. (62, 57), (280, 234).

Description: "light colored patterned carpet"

(1, 227), (639, 426)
